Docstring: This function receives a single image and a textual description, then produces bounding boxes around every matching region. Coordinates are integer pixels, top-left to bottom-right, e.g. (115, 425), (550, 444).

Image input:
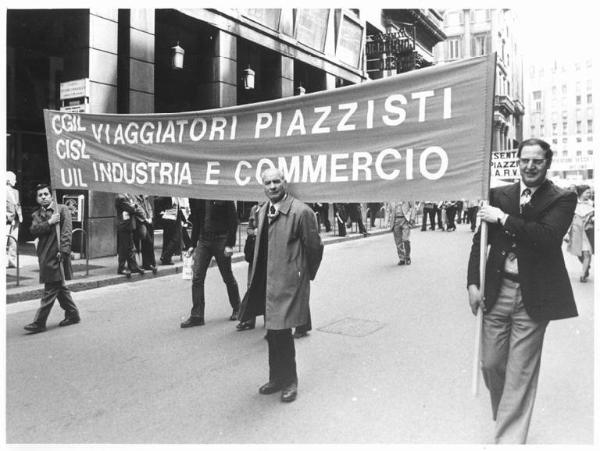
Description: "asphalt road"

(5, 227), (594, 444)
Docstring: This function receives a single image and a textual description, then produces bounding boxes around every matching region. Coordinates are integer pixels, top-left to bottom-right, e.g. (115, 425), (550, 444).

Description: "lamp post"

(242, 65), (255, 90)
(171, 42), (184, 70)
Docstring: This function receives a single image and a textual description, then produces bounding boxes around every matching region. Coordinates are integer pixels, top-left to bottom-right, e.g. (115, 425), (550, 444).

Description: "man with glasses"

(467, 138), (578, 443)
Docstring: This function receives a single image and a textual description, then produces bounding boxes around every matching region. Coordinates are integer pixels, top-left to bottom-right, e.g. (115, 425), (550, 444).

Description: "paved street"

(5, 226), (594, 444)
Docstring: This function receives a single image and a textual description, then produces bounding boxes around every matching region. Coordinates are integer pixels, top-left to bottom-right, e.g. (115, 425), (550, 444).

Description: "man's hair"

(34, 183), (51, 195)
(260, 167), (286, 183)
(517, 138), (553, 165)
(576, 184), (591, 197)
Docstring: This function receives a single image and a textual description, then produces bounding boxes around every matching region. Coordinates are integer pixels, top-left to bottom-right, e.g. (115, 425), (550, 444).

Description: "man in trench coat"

(238, 168), (323, 402)
(24, 183), (80, 333)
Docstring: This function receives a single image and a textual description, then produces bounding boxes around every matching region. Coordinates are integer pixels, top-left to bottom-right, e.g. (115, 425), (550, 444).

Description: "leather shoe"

(24, 323), (46, 334)
(180, 317), (205, 328)
(143, 265), (158, 274)
(133, 268), (145, 275)
(397, 260), (406, 266)
(281, 382), (298, 402)
(259, 381), (282, 395)
(236, 321), (255, 331)
(117, 268), (132, 277)
(229, 310), (239, 321)
(59, 317), (80, 327)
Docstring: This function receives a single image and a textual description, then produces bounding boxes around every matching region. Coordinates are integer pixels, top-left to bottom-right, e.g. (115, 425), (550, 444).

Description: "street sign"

(60, 79), (90, 100)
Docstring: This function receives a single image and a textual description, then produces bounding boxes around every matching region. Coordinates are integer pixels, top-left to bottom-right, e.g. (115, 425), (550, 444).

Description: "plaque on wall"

(337, 15), (363, 68)
(295, 9), (330, 52)
(242, 9), (281, 31)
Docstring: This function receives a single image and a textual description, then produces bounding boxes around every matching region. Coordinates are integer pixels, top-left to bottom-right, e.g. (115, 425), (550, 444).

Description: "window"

(552, 86), (557, 96)
(587, 94), (592, 103)
(576, 150), (582, 156)
(588, 136), (593, 141)
(507, 80), (511, 96)
(552, 123), (557, 134)
(540, 124), (545, 135)
(588, 119), (593, 133)
(562, 137), (568, 143)
(576, 95), (581, 105)
(588, 149), (594, 155)
(472, 35), (488, 56)
(533, 90), (542, 111)
(577, 137), (582, 143)
(530, 125), (535, 134)
(562, 85), (567, 95)
(562, 150), (568, 157)
(577, 121), (582, 134)
(562, 121), (568, 134)
(448, 39), (461, 60)
(552, 138), (558, 144)
(471, 9), (490, 23)
(446, 11), (462, 26)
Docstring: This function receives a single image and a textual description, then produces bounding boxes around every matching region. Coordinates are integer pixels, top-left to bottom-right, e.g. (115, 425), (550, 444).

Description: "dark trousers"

(446, 206), (457, 230)
(467, 206), (479, 231)
(191, 235), (241, 318)
(421, 207), (434, 230)
(160, 220), (181, 263)
(295, 308), (312, 333)
(267, 329), (297, 386)
(134, 222), (156, 268)
(117, 229), (140, 271)
(33, 281), (79, 326)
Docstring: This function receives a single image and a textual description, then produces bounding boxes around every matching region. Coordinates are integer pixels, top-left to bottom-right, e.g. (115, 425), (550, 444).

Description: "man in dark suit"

(24, 184), (80, 333)
(467, 138), (578, 443)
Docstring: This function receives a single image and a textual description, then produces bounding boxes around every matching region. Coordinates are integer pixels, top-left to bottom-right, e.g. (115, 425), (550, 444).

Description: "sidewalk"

(5, 223), (390, 304)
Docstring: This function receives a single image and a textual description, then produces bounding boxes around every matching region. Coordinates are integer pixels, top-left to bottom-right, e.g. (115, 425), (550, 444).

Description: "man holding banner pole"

(467, 138), (578, 443)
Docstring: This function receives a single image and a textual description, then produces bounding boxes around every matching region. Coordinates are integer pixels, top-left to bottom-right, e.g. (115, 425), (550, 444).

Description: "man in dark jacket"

(467, 138), (578, 443)
(180, 199), (241, 327)
(24, 184), (80, 333)
(239, 168), (323, 402)
(115, 194), (145, 276)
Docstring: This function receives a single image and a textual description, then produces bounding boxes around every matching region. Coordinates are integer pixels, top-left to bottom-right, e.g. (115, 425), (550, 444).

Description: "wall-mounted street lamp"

(295, 84), (306, 96)
(242, 65), (255, 90)
(171, 42), (185, 70)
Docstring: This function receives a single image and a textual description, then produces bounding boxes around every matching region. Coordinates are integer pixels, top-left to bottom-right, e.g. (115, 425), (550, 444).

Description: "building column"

(204, 30), (237, 108)
(86, 9), (120, 257)
(129, 9), (155, 113)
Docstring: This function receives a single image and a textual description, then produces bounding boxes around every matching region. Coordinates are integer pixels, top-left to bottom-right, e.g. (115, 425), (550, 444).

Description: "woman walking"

(566, 185), (594, 282)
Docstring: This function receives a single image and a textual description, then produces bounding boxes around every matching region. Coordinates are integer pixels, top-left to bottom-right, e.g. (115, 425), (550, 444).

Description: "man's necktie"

(269, 204), (276, 216)
(520, 188), (532, 213)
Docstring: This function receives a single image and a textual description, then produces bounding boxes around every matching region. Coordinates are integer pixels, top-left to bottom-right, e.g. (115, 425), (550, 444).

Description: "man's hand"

(184, 247), (194, 258)
(48, 213), (60, 225)
(224, 246), (234, 257)
(478, 205), (505, 224)
(467, 284), (485, 315)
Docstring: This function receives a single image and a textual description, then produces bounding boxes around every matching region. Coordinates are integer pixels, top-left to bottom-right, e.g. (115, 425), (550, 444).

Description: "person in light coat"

(238, 168), (323, 403)
(6, 171), (22, 268)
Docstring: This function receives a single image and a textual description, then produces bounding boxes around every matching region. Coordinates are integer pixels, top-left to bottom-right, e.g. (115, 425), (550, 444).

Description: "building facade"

(6, 8), (445, 256)
(523, 57), (595, 183)
(433, 8), (525, 153)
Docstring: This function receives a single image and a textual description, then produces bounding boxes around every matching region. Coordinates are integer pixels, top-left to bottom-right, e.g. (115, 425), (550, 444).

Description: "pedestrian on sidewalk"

(565, 184), (594, 282)
(132, 194), (157, 273)
(6, 170), (22, 268)
(467, 138), (578, 444)
(238, 168), (323, 403)
(389, 200), (417, 265)
(237, 202), (262, 331)
(115, 194), (145, 277)
(24, 183), (80, 333)
(155, 196), (185, 265)
(420, 201), (436, 231)
(180, 199), (241, 328)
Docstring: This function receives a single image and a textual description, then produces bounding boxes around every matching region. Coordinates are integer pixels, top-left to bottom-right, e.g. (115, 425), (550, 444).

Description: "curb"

(6, 229), (388, 304)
